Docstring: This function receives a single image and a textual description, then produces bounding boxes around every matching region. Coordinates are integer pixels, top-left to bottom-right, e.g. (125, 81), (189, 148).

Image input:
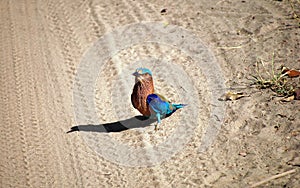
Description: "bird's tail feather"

(165, 103), (187, 118)
(172, 104), (187, 110)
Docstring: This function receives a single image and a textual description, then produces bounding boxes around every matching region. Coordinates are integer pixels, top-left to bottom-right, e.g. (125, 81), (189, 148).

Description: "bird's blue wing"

(148, 97), (169, 115)
(147, 93), (175, 117)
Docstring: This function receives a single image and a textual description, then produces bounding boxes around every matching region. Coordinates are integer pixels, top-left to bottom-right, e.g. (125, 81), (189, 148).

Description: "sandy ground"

(1, 0), (299, 187)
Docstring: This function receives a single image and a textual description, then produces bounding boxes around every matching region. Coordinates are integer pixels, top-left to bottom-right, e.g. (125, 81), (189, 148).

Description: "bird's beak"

(132, 71), (139, 76)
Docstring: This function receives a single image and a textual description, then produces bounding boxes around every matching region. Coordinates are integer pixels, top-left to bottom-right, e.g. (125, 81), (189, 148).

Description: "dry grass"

(288, 0), (300, 22)
(250, 54), (298, 97)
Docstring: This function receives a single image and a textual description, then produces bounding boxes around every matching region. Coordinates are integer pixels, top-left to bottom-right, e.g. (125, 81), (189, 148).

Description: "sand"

(0, 0), (299, 187)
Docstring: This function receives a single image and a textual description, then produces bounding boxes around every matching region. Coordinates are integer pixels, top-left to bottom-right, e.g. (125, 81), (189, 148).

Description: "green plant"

(251, 55), (296, 97)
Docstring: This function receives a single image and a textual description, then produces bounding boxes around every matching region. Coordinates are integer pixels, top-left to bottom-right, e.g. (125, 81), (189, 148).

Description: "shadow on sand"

(67, 115), (158, 133)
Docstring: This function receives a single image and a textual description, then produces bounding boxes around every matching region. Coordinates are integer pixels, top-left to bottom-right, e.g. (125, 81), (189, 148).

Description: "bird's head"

(132, 68), (153, 83)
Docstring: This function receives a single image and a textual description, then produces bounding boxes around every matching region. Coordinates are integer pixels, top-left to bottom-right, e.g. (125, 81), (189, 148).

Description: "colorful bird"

(146, 93), (187, 130)
(131, 68), (155, 116)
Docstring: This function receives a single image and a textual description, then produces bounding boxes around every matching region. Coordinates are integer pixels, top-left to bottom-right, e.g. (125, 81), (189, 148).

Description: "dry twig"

(249, 169), (296, 188)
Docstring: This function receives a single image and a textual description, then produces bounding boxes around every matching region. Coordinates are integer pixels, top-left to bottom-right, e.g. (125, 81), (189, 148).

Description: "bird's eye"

(138, 70), (143, 74)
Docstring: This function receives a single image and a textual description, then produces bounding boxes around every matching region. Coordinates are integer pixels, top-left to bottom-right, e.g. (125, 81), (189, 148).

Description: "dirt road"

(0, 0), (299, 187)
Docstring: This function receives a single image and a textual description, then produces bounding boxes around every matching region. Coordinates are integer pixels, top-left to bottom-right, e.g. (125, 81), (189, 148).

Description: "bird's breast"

(131, 81), (154, 116)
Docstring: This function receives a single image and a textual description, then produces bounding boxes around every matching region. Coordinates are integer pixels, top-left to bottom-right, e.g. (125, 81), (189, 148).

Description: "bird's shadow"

(67, 113), (176, 133)
(67, 115), (159, 133)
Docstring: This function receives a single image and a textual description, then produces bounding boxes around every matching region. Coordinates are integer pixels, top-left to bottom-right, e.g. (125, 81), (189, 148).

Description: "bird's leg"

(155, 114), (161, 131)
(154, 122), (160, 131)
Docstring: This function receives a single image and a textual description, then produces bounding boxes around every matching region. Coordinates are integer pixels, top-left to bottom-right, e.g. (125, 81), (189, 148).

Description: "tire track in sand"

(6, 1), (31, 186)
(39, 0), (130, 186)
(87, 1), (179, 186)
(20, 1), (68, 186)
(0, 2), (21, 186)
(6, 1), (69, 186)
(37, 0), (87, 186)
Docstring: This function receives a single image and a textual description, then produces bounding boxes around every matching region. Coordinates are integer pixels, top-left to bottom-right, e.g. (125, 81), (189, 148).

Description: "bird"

(146, 93), (187, 130)
(131, 68), (155, 116)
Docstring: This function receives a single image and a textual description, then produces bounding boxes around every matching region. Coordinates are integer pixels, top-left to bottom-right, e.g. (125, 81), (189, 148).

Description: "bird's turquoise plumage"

(146, 94), (187, 129)
(134, 68), (152, 76)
